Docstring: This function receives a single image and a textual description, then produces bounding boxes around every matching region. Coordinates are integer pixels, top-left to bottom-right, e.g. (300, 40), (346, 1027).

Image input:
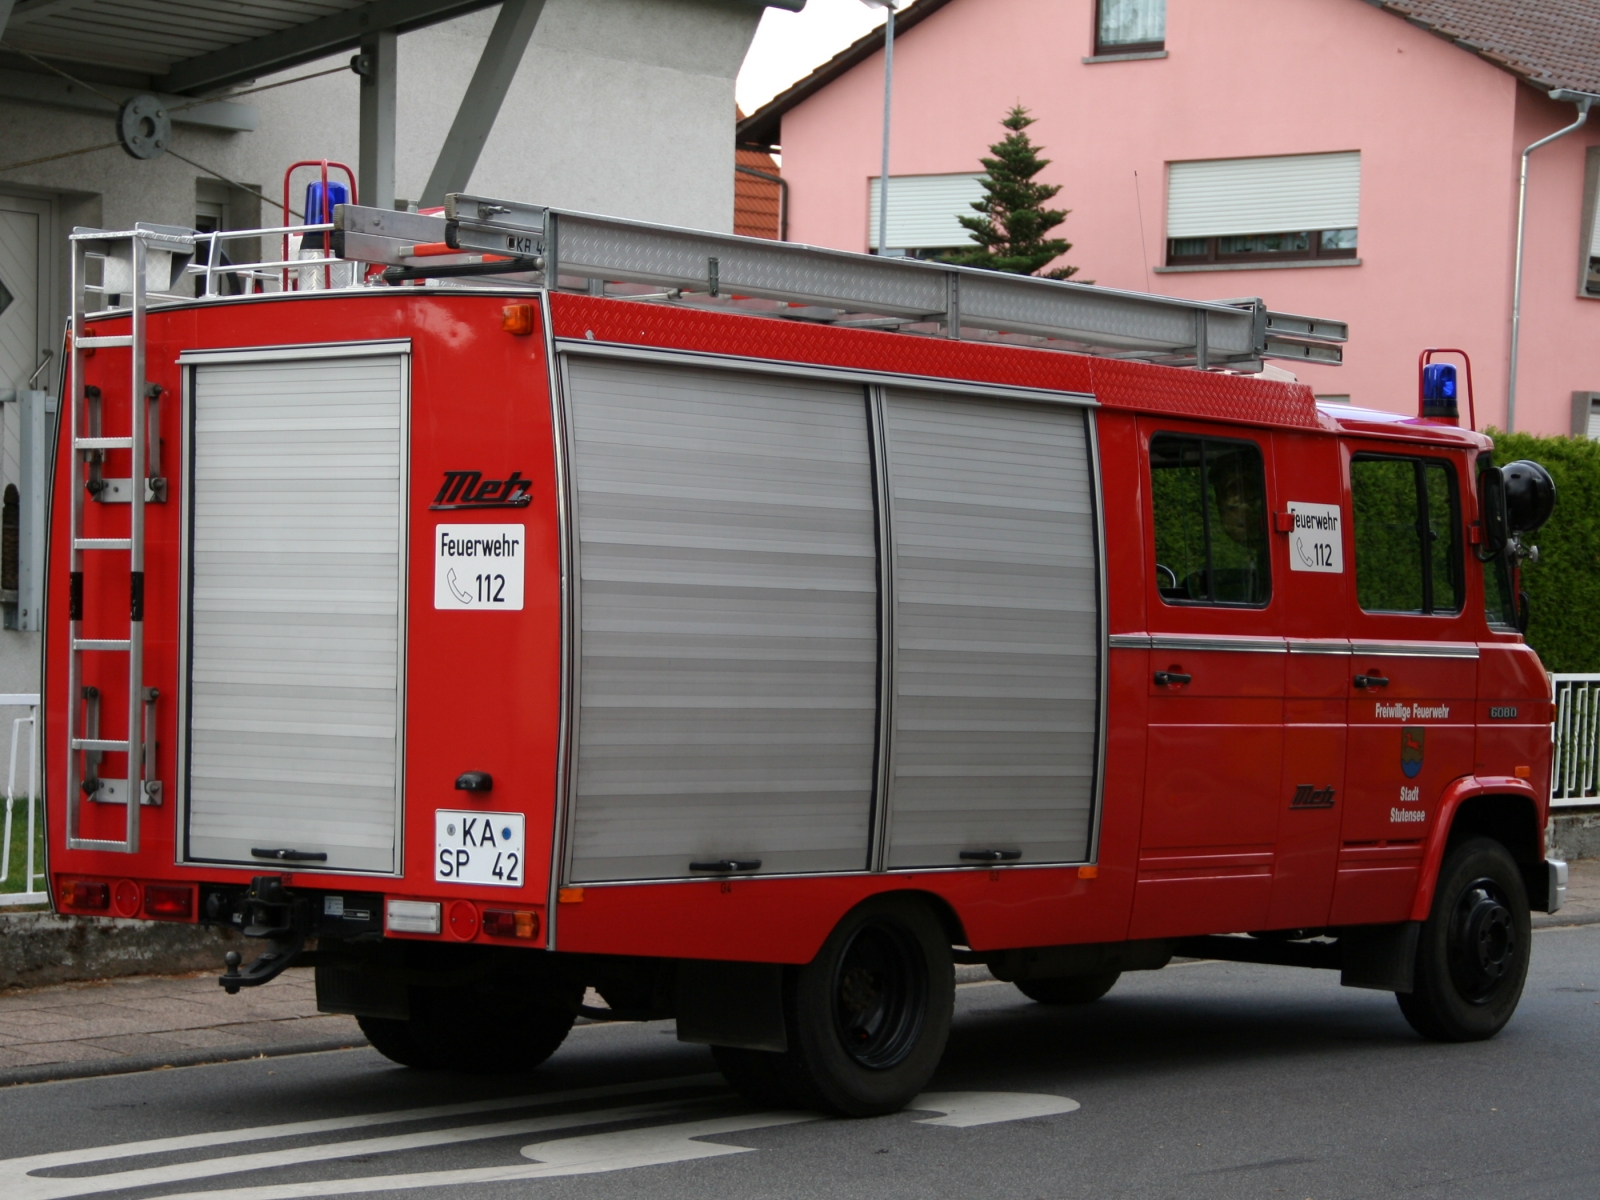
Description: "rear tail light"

(483, 909), (539, 939)
(386, 899), (441, 934)
(60, 879), (110, 911)
(144, 884), (194, 919)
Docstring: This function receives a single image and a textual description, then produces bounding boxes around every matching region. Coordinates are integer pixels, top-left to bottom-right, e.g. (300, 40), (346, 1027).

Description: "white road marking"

(11, 1085), (1078, 1200)
(910, 1092), (1080, 1126)
(1, 1074), (722, 1200)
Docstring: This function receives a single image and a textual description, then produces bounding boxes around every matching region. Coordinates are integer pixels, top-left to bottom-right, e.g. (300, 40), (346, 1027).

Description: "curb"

(0, 1035), (365, 1089)
(1532, 911), (1600, 929)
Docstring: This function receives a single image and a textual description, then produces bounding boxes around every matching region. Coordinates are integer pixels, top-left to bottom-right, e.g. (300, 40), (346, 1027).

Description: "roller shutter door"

(183, 350), (407, 873)
(881, 390), (1100, 868)
(565, 358), (879, 882)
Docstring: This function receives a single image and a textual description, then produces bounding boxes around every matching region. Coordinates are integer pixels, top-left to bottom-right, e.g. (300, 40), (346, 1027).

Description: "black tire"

(362, 977), (579, 1073)
(711, 1044), (798, 1108)
(1015, 970), (1121, 1005)
(779, 894), (953, 1117)
(1397, 837), (1531, 1042)
(356, 1015), (432, 1068)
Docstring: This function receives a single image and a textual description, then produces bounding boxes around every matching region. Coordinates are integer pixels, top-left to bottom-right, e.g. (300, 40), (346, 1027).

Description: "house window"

(1097, 0), (1165, 54)
(868, 173), (986, 255)
(1166, 151), (1360, 267)
(1582, 147), (1600, 296)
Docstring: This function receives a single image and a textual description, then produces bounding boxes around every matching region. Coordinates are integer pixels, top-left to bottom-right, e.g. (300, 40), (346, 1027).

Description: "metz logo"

(1290, 784), (1336, 809)
(432, 470), (533, 510)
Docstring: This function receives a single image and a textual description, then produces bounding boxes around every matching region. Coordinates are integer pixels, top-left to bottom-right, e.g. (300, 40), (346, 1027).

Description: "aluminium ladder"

(64, 224), (187, 852)
(332, 195), (1348, 369)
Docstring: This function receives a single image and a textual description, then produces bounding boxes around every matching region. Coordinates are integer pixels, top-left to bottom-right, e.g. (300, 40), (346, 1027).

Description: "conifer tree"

(938, 105), (1079, 280)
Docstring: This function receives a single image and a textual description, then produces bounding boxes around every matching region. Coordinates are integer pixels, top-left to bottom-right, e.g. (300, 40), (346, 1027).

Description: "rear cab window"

(1149, 433), (1271, 607)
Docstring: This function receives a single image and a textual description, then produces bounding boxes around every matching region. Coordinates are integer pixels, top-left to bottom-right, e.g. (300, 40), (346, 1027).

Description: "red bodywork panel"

(45, 289), (1552, 963)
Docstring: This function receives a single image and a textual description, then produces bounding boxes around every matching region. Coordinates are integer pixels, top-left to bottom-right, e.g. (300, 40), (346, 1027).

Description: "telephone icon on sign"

(1295, 539), (1317, 568)
(447, 569), (474, 605)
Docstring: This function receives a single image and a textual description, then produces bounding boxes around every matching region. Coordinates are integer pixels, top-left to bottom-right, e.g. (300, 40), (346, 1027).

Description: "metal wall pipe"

(1507, 90), (1598, 432)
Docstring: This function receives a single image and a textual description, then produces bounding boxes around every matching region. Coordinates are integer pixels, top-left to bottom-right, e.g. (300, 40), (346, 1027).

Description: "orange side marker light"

(501, 304), (535, 336)
(558, 887), (584, 904)
(1514, 765), (1531, 779)
(1077, 865), (1099, 880)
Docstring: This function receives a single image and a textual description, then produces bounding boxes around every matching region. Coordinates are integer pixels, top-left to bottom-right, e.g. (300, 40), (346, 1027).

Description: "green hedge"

(1487, 429), (1600, 672)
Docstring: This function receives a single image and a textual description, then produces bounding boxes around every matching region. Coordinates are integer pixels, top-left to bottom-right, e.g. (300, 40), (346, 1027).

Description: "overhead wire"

(0, 42), (327, 215)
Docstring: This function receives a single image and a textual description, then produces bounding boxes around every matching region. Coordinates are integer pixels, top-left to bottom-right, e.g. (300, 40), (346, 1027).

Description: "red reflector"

(61, 879), (110, 910)
(144, 884), (193, 919)
(113, 879), (141, 917)
(483, 909), (538, 939)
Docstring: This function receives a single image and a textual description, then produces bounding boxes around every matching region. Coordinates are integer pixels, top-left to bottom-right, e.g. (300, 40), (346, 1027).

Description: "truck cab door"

(1132, 423), (1283, 938)
(1334, 445), (1477, 925)
(1270, 430), (1349, 930)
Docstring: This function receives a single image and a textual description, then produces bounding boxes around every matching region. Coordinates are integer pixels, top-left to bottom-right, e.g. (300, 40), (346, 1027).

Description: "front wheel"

(1396, 837), (1531, 1042)
(715, 894), (954, 1117)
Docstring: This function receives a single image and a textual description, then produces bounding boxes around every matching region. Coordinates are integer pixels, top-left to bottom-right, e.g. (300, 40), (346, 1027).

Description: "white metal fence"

(1551, 675), (1600, 808)
(0, 692), (41, 905)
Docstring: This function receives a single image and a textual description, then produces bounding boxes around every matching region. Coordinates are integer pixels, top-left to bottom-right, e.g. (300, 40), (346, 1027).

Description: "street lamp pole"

(863, 0), (897, 257)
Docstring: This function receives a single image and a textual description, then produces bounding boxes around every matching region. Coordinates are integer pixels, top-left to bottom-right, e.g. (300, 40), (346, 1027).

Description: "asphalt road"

(1, 923), (1596, 1200)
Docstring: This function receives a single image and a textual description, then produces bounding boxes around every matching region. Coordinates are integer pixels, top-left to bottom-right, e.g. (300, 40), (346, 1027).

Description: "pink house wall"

(777, 0), (1600, 435)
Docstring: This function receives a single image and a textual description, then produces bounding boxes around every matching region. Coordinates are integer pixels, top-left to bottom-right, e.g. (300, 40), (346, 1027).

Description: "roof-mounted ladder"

(64, 224), (188, 853)
(333, 195), (1347, 369)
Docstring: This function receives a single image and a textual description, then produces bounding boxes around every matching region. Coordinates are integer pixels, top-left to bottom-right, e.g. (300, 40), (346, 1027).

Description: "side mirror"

(1477, 466), (1508, 559)
(1503, 460), (1555, 533)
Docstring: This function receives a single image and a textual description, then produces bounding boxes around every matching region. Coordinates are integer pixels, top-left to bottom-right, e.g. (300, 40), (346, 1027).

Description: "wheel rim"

(1446, 875), (1518, 1005)
(831, 919), (927, 1070)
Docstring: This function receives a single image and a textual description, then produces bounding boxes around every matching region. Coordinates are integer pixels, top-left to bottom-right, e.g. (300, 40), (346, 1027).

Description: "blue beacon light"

(1421, 363), (1458, 419)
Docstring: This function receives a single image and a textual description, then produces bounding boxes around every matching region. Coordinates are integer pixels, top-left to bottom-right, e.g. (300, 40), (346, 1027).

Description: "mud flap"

(675, 960), (787, 1052)
(1340, 921), (1421, 993)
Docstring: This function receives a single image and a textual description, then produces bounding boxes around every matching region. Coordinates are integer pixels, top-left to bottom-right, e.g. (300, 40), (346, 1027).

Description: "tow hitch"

(216, 875), (313, 994)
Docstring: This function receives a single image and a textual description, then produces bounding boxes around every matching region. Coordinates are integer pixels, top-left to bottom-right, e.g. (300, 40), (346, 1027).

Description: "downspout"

(1507, 89), (1598, 432)
(735, 164), (788, 241)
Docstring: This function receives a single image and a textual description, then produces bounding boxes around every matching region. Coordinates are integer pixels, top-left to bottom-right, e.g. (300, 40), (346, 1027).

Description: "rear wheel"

(1397, 837), (1530, 1042)
(361, 977), (579, 1072)
(356, 1015), (430, 1068)
(1015, 970), (1120, 1005)
(714, 894), (954, 1117)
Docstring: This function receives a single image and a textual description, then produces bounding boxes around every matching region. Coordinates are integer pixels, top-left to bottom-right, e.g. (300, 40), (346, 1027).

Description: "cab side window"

(1150, 434), (1270, 606)
(1350, 454), (1461, 614)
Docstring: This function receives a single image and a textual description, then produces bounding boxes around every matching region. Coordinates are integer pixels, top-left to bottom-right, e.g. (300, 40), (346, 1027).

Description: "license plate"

(435, 810), (525, 886)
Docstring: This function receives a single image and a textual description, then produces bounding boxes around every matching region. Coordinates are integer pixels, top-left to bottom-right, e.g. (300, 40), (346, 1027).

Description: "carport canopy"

(0, 0), (803, 208)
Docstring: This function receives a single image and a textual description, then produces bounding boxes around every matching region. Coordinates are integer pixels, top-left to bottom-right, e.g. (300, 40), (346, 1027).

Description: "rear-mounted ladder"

(65, 224), (189, 852)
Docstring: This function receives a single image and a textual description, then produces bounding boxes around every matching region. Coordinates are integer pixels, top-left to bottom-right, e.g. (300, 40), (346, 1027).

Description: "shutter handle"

(1354, 673), (1390, 689)
(1154, 670), (1192, 687)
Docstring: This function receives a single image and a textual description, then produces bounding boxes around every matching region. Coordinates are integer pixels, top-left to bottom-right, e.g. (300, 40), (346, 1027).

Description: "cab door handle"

(1354, 673), (1390, 689)
(1153, 671), (1192, 687)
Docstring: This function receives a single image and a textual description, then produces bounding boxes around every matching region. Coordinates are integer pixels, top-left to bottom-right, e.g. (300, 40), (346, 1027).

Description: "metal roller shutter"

(183, 349), (407, 873)
(881, 390), (1100, 868)
(565, 358), (880, 882)
(1167, 152), (1360, 239)
(868, 174), (986, 249)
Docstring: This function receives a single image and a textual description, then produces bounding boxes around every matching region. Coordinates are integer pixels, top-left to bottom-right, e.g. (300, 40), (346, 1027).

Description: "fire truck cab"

(45, 200), (1563, 1116)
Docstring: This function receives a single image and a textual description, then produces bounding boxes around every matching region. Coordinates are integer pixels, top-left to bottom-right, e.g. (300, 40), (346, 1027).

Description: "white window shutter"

(868, 174), (987, 249)
(1166, 152), (1361, 239)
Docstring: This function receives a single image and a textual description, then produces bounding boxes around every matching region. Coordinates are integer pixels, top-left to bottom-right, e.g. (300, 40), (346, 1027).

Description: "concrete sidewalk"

(0, 967), (361, 1086)
(1, 861), (1595, 1088)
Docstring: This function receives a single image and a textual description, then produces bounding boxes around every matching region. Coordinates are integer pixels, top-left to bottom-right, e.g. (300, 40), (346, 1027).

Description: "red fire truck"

(45, 197), (1564, 1117)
